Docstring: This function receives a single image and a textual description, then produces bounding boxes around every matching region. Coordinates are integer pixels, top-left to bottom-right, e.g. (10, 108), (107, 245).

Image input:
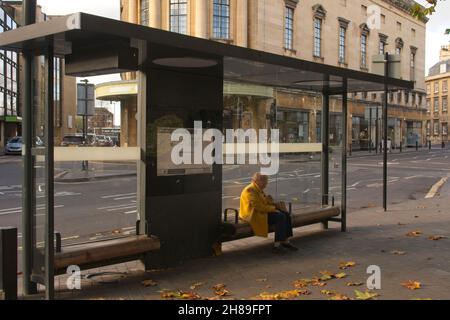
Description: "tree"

(411, 0), (449, 35)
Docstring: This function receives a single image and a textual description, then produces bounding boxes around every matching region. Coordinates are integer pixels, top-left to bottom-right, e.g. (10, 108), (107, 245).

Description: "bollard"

(416, 141), (418, 151)
(429, 140), (432, 150)
(442, 141), (445, 149)
(400, 141), (402, 153)
(0, 227), (18, 300)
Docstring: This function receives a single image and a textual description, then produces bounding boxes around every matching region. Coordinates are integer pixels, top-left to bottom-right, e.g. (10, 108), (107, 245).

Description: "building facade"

(426, 45), (450, 144)
(88, 107), (114, 132)
(0, 2), (77, 148)
(104, 0), (427, 149)
(0, 5), (19, 148)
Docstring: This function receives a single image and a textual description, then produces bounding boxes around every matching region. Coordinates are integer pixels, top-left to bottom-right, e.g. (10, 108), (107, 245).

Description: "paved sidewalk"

(20, 175), (450, 300)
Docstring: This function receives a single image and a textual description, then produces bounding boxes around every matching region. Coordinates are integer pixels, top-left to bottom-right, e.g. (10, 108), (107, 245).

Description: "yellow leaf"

(402, 280), (421, 290)
(406, 230), (422, 237)
(160, 291), (178, 299)
(320, 274), (333, 281)
(428, 235), (448, 241)
(335, 273), (347, 279)
(391, 250), (406, 255)
(292, 279), (309, 288)
(339, 261), (356, 269)
(320, 290), (335, 296)
(190, 282), (204, 290)
(346, 282), (363, 287)
(331, 293), (351, 300)
(179, 291), (201, 300)
(411, 298), (432, 300)
(142, 279), (158, 287)
(355, 290), (378, 300)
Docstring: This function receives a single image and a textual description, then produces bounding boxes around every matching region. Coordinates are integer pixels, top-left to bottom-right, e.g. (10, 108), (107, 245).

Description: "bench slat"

(221, 206), (340, 241)
(54, 235), (160, 272)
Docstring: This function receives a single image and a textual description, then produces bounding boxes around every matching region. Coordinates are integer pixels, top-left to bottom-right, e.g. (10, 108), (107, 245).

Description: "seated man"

(239, 173), (298, 253)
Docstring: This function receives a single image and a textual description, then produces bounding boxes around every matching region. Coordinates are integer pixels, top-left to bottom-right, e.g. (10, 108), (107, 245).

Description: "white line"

(303, 189), (310, 194)
(124, 210), (137, 214)
(233, 197), (240, 200)
(425, 177), (448, 199)
(114, 195), (137, 201)
(350, 182), (360, 187)
(101, 192), (136, 199)
(97, 203), (137, 210)
(107, 206), (136, 212)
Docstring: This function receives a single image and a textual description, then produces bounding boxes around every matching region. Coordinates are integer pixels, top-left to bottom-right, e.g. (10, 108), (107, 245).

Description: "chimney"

(440, 45), (450, 62)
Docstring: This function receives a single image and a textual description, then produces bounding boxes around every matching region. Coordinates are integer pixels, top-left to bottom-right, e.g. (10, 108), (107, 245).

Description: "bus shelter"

(0, 12), (413, 299)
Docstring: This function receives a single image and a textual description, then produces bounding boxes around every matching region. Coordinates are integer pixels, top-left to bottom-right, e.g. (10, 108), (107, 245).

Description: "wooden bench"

(54, 235), (160, 275)
(220, 206), (341, 242)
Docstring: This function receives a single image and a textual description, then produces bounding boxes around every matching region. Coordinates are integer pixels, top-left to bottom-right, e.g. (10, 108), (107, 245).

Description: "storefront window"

(277, 109), (309, 143)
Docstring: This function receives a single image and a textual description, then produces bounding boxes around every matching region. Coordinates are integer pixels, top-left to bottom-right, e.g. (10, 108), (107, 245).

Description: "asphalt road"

(1, 148), (449, 250)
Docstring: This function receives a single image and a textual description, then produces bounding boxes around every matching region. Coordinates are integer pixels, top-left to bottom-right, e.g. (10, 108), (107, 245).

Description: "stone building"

(98, 0), (427, 149)
(0, 2), (77, 147)
(426, 45), (450, 144)
(88, 107), (114, 132)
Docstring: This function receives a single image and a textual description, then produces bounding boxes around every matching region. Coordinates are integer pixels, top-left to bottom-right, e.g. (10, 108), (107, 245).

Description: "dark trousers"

(268, 211), (294, 242)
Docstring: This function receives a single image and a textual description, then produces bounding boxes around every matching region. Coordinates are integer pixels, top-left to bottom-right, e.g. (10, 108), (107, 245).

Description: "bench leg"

(321, 221), (329, 230)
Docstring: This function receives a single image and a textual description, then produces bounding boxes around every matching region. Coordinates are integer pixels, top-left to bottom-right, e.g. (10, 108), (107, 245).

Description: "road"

(1, 148), (449, 250)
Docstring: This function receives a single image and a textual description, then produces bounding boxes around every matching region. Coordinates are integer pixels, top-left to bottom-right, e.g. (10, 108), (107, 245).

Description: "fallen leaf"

(391, 250), (407, 255)
(160, 291), (179, 299)
(258, 290), (310, 300)
(411, 298), (432, 300)
(180, 291), (202, 300)
(320, 274), (333, 281)
(428, 235), (448, 241)
(335, 273), (347, 279)
(213, 284), (230, 296)
(320, 290), (336, 296)
(406, 230), (422, 237)
(402, 280), (421, 290)
(142, 279), (158, 287)
(346, 282), (363, 287)
(339, 261), (356, 270)
(293, 279), (309, 288)
(354, 290), (378, 300)
(331, 293), (351, 300)
(190, 282), (204, 290)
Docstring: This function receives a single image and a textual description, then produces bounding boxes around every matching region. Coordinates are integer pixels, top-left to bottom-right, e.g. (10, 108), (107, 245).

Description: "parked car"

(5, 136), (23, 155)
(60, 134), (85, 147)
(96, 135), (112, 147)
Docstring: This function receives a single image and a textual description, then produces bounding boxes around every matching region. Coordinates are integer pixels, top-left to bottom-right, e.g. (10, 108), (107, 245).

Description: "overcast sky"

(35, 0), (449, 75)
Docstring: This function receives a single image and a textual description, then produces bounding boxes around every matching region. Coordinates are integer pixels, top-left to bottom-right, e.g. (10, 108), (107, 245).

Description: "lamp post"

(80, 79), (89, 171)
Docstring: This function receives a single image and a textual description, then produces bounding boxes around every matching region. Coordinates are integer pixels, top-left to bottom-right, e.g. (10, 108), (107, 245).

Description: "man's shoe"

(281, 243), (299, 251)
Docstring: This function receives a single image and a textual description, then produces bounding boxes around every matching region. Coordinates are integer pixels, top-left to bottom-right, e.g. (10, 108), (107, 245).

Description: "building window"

(443, 80), (448, 93)
(213, 0), (230, 39)
(405, 91), (409, 104)
(396, 21), (402, 31)
(443, 96), (448, 112)
(443, 123), (448, 136)
(372, 93), (377, 100)
(411, 28), (416, 39)
(434, 120), (439, 136)
(410, 48), (416, 82)
(426, 98), (431, 112)
(434, 97), (439, 113)
(54, 57), (62, 127)
(170, 0), (188, 35)
(284, 6), (294, 50)
(397, 91), (402, 104)
(361, 33), (367, 68)
(339, 26), (346, 63)
(361, 5), (367, 16)
(427, 83), (431, 95)
(434, 82), (439, 93)
(381, 14), (386, 24)
(426, 120), (431, 136)
(313, 18), (322, 57)
(389, 92), (394, 102)
(379, 34), (387, 55)
(419, 94), (423, 107)
(140, 0), (149, 26)
(395, 37), (404, 56)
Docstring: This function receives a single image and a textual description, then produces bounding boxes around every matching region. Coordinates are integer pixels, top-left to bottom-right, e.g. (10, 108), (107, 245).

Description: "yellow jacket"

(239, 182), (277, 237)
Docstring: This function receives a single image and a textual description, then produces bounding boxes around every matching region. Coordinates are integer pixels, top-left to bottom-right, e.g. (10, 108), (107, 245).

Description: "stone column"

(149, 0), (162, 28)
(127, 0), (139, 24)
(236, 0), (248, 47)
(195, 0), (208, 39)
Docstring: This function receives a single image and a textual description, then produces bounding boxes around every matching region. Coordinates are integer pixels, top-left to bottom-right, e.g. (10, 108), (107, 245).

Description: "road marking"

(404, 176), (420, 180)
(303, 189), (310, 194)
(97, 203), (137, 210)
(425, 177), (448, 199)
(1, 205), (64, 216)
(107, 206), (136, 212)
(124, 210), (137, 214)
(347, 187), (356, 191)
(101, 192), (136, 199)
(114, 195), (137, 200)
(350, 182), (360, 187)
